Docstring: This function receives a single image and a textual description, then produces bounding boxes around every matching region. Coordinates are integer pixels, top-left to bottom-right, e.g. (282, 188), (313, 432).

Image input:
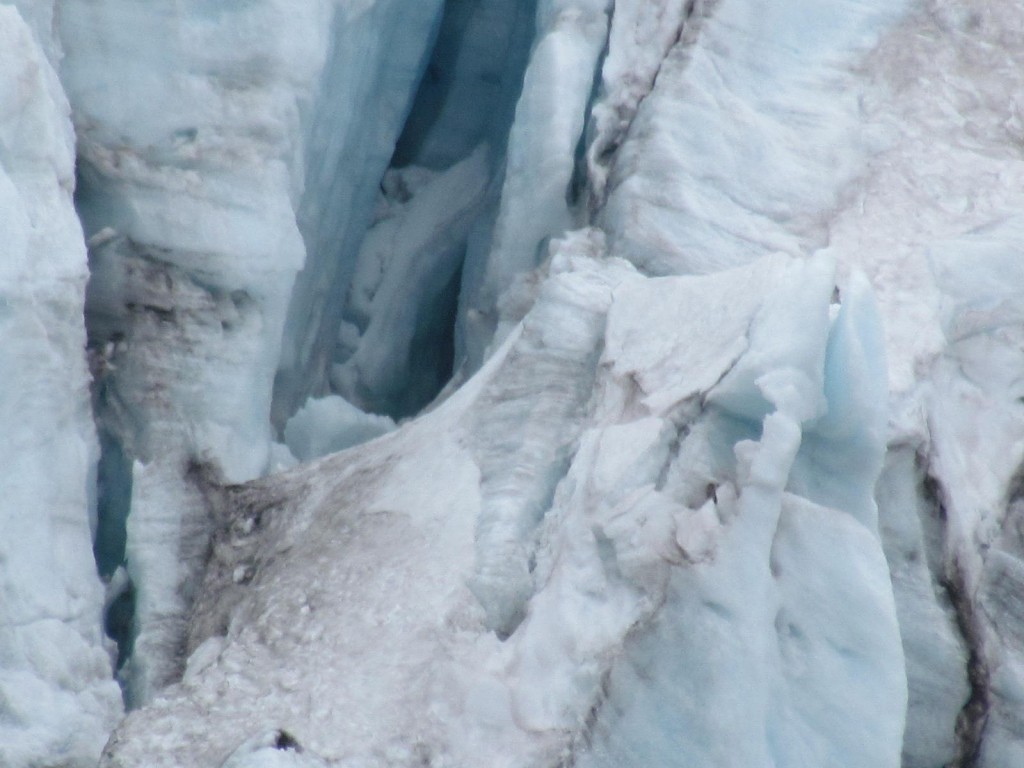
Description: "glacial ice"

(600, 0), (910, 276)
(93, 247), (908, 767)
(59, 0), (450, 705)
(61, 0), (329, 704)
(0, 5), (121, 765)
(490, 252), (901, 768)
(458, 0), (611, 366)
(283, 395), (395, 463)
(877, 448), (969, 768)
(331, 147), (489, 417)
(274, 0), (446, 420)
(3, 0), (1024, 765)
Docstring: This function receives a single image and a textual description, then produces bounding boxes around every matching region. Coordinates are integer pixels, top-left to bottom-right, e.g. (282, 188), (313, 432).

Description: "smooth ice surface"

(0, 5), (122, 764)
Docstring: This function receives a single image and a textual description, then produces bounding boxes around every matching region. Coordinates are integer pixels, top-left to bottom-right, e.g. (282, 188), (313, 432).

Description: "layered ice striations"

(61, 0), (447, 704)
(62, 0), (329, 703)
(599, 0), (910, 276)
(0, 5), (121, 764)
(467, 233), (629, 636)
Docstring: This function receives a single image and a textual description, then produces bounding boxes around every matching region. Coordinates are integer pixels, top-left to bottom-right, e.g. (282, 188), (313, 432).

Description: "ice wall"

(457, 0), (612, 368)
(820, 3), (1024, 762)
(273, 0), (445, 423)
(61, 0), (327, 704)
(494, 254), (903, 768)
(0, 4), (122, 764)
(59, 0), (444, 704)
(330, 0), (537, 416)
(598, 0), (908, 276)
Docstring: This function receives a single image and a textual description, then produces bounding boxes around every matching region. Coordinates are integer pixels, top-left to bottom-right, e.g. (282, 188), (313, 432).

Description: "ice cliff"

(2, 0), (1024, 766)
(0, 5), (122, 765)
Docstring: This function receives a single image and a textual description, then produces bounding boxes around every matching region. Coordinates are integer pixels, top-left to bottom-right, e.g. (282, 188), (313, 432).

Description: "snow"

(98, 409), (487, 767)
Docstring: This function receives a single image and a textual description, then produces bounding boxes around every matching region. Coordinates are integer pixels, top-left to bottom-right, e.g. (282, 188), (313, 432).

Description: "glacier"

(0, 5), (122, 765)
(1, 0), (1024, 766)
